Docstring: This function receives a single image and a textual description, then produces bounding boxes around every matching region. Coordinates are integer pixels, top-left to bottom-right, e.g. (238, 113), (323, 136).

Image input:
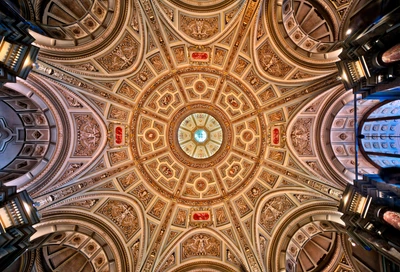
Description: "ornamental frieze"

(74, 114), (101, 157)
(96, 32), (139, 73)
(290, 118), (314, 156)
(181, 233), (221, 259)
(257, 41), (293, 78)
(260, 195), (295, 234)
(179, 14), (219, 40)
(97, 199), (139, 241)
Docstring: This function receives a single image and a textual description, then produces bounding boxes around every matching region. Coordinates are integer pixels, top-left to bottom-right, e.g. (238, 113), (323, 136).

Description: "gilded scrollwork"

(179, 14), (219, 40)
(96, 32), (139, 73)
(74, 114), (101, 157)
(97, 199), (139, 240)
(181, 233), (221, 259)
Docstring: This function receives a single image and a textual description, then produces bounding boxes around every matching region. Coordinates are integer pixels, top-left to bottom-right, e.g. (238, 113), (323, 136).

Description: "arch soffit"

(286, 85), (354, 187)
(25, 74), (109, 196)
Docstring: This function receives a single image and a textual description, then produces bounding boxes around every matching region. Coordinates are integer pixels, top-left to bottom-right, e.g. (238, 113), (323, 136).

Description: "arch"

(1, 77), (69, 193)
(156, 228), (245, 272)
(31, 212), (131, 272)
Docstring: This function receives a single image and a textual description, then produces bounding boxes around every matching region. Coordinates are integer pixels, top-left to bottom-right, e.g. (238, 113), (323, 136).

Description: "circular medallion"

(168, 103), (232, 168)
(195, 179), (207, 192)
(194, 81), (206, 93)
(145, 129), (158, 142)
(178, 113), (223, 159)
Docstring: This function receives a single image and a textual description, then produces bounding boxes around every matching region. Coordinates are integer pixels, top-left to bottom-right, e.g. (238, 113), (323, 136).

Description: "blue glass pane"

(194, 129), (207, 143)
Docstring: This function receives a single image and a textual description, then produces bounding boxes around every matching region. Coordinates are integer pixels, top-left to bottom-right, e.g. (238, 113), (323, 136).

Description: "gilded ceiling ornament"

(257, 41), (293, 78)
(179, 15), (219, 40)
(258, 87), (277, 103)
(178, 113), (223, 159)
(189, 208), (213, 227)
(233, 57), (249, 75)
(258, 169), (279, 187)
(158, 2), (174, 21)
(173, 208), (188, 227)
(260, 195), (295, 233)
(130, 183), (154, 208)
(234, 197), (251, 217)
(259, 235), (267, 260)
(117, 171), (140, 190)
(227, 249), (240, 265)
(64, 199), (98, 209)
(116, 81), (139, 100)
(161, 253), (176, 271)
(269, 150), (285, 163)
(213, 47), (227, 66)
(65, 62), (98, 72)
(291, 70), (314, 80)
(214, 206), (229, 226)
(246, 183), (267, 205)
(149, 53), (166, 72)
(149, 199), (167, 219)
(188, 46), (211, 64)
(331, 0), (350, 8)
(181, 233), (220, 259)
(306, 161), (328, 178)
(257, 18), (265, 40)
(74, 114), (101, 157)
(130, 63), (155, 88)
(293, 194), (318, 203)
(132, 240), (140, 271)
(97, 199), (139, 240)
(96, 32), (139, 72)
(108, 105), (129, 121)
(290, 118), (313, 156)
(172, 46), (187, 63)
(129, 68), (268, 205)
(59, 163), (84, 181)
(108, 123), (127, 148)
(268, 110), (285, 122)
(108, 150), (129, 165)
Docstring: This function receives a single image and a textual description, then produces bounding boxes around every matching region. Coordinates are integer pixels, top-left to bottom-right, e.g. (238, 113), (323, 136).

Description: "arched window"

(359, 100), (400, 168)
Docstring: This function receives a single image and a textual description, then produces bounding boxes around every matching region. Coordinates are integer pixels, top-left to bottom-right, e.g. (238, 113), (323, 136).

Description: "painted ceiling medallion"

(178, 113), (223, 159)
(168, 103), (232, 169)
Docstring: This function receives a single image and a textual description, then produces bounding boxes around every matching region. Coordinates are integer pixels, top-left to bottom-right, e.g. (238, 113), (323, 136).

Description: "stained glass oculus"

(178, 113), (223, 159)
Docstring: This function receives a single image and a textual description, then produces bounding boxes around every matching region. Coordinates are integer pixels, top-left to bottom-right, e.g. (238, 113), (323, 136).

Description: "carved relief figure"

(228, 164), (241, 177)
(182, 233), (220, 259)
(291, 118), (313, 155)
(159, 165), (173, 178)
(96, 33), (138, 72)
(235, 197), (250, 216)
(214, 48), (225, 65)
(131, 184), (154, 208)
(174, 209), (187, 226)
(258, 42), (292, 78)
(97, 200), (139, 240)
(260, 196), (294, 233)
(215, 207), (228, 225)
(74, 114), (101, 156)
(173, 47), (185, 63)
(150, 200), (166, 219)
(109, 150), (128, 164)
(180, 15), (219, 40)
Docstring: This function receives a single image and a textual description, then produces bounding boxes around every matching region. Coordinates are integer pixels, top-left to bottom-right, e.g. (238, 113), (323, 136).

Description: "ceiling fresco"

(3, 0), (368, 271)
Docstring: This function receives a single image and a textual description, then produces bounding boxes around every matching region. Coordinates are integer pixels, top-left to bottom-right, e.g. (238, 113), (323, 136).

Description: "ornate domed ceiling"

(3, 0), (371, 271)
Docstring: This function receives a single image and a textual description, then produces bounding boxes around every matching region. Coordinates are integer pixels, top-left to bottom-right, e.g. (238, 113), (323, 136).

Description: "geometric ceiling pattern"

(3, 0), (372, 271)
